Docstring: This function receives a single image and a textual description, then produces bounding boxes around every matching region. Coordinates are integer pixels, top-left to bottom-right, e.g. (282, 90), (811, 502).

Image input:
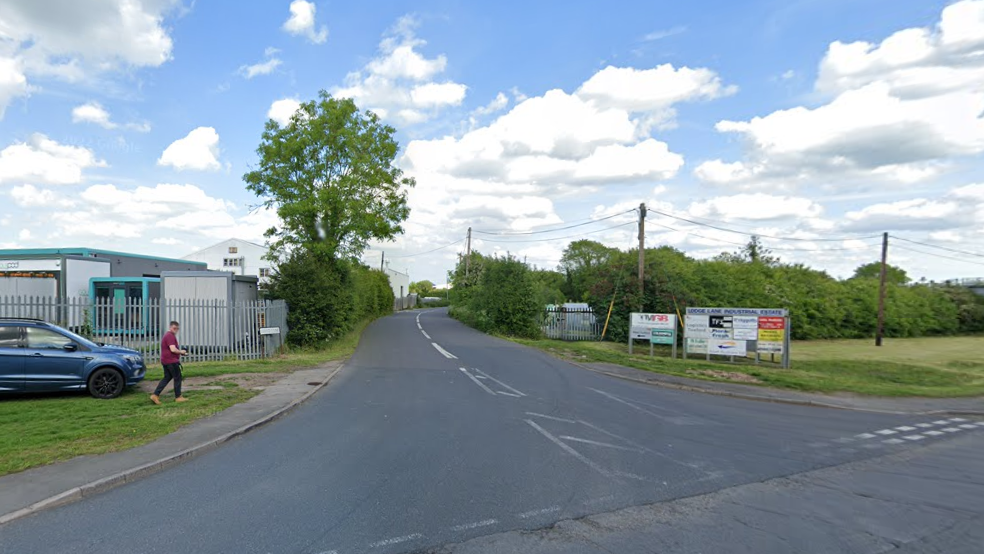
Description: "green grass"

(0, 387), (258, 476)
(511, 336), (984, 398)
(0, 318), (374, 477)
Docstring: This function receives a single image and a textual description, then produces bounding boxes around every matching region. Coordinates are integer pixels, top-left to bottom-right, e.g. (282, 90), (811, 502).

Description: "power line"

(645, 218), (876, 252)
(890, 244), (984, 267)
(478, 221), (637, 244)
(472, 209), (636, 236)
(890, 235), (984, 259)
(389, 238), (464, 258)
(646, 207), (882, 242)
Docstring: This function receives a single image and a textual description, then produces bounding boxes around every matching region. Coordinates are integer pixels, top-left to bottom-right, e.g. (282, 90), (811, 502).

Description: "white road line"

(559, 435), (644, 452)
(588, 387), (673, 421)
(883, 438), (905, 445)
(416, 313), (421, 324)
(517, 506), (561, 519)
(473, 368), (526, 397)
(460, 367), (495, 395)
(421, 330), (431, 339)
(525, 412), (577, 424)
(496, 391), (521, 398)
(895, 426), (917, 431)
(875, 429), (897, 435)
(417, 322), (422, 330)
(915, 423), (933, 428)
(903, 435), (925, 441)
(958, 424), (978, 429)
(451, 519), (497, 532)
(976, 422), (984, 427)
(855, 433), (877, 439)
(942, 427), (961, 432)
(432, 343), (458, 359)
(315, 551), (338, 554)
(832, 437), (854, 444)
(525, 419), (611, 477)
(932, 420), (950, 425)
(950, 418), (968, 422)
(369, 533), (423, 548)
(924, 430), (944, 436)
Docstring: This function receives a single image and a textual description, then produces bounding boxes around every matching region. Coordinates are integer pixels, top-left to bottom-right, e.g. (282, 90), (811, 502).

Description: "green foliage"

(243, 91), (414, 261)
(410, 280), (435, 296)
(852, 261), (910, 285)
(263, 251), (393, 346)
(449, 253), (541, 338)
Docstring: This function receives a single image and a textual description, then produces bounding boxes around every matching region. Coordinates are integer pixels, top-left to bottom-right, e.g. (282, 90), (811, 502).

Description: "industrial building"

(182, 238), (273, 284)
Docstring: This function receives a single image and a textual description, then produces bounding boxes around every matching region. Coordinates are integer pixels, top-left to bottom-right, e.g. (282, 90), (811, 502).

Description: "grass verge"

(0, 317), (374, 477)
(510, 336), (984, 398)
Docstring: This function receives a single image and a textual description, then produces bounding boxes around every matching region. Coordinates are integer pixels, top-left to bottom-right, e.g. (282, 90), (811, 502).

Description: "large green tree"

(244, 92), (414, 261)
(851, 262), (909, 285)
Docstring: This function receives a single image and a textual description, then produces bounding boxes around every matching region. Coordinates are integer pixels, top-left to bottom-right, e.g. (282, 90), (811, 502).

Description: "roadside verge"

(0, 362), (346, 526)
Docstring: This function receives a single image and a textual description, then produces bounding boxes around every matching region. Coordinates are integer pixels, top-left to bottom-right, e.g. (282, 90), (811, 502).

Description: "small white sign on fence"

(259, 327), (281, 336)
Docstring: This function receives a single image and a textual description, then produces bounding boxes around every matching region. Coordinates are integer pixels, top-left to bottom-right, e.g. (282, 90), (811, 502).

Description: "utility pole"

(380, 251), (385, 271)
(876, 232), (889, 347)
(638, 203), (646, 309)
(465, 227), (472, 278)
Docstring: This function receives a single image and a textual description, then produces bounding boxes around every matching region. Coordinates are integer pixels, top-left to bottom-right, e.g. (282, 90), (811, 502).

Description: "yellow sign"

(758, 329), (784, 342)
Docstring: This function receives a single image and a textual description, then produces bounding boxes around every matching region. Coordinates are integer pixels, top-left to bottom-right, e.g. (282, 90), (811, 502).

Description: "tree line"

(449, 238), (984, 342)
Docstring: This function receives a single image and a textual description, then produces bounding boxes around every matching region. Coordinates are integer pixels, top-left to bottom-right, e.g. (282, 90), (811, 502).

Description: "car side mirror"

(63, 343), (78, 352)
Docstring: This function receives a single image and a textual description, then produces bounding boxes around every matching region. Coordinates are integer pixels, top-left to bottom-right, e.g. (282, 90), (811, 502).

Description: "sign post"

(683, 307), (790, 368)
(628, 313), (677, 357)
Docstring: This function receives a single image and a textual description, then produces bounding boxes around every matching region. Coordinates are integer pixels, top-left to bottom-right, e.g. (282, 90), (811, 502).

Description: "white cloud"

(9, 184), (77, 207)
(332, 15), (467, 125)
(578, 64), (736, 113)
(642, 26), (686, 42)
(71, 101), (114, 128)
(282, 0), (328, 44)
(688, 193), (823, 221)
(472, 92), (509, 117)
(152, 237), (182, 246)
(268, 98), (302, 126)
(0, 56), (30, 119)
(239, 48), (282, 79)
(157, 127), (222, 171)
(18, 228), (30, 241)
(0, 134), (105, 185)
(696, 0), (984, 189)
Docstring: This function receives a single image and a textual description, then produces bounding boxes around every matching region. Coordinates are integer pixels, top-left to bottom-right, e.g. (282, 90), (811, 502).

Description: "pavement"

(0, 308), (981, 554)
(0, 362), (343, 525)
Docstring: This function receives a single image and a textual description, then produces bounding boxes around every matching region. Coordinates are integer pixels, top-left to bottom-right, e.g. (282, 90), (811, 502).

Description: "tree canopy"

(244, 91), (414, 261)
(852, 261), (910, 285)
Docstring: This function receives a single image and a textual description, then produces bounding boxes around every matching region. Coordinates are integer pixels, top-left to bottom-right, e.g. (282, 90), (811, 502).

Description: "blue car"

(0, 318), (146, 399)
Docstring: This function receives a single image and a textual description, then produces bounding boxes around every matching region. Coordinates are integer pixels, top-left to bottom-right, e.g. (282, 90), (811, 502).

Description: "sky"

(1, 0), (983, 285)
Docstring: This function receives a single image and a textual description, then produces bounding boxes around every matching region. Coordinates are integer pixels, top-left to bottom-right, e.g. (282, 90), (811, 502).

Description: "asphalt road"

(2, 309), (982, 554)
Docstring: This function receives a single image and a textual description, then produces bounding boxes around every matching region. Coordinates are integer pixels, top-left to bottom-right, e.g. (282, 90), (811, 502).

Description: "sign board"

(629, 312), (676, 340)
(733, 327), (758, 340)
(709, 339), (747, 356)
(757, 317), (786, 354)
(259, 327), (281, 336)
(686, 338), (708, 354)
(0, 259), (61, 273)
(685, 315), (710, 339)
(686, 307), (788, 317)
(650, 328), (675, 345)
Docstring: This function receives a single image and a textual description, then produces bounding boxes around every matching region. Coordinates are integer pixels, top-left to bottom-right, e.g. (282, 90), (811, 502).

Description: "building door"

(23, 327), (86, 391)
(0, 326), (25, 392)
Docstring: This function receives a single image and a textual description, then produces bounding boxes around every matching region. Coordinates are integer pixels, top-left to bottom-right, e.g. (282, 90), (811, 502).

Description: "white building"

(383, 266), (410, 300)
(183, 238), (273, 284)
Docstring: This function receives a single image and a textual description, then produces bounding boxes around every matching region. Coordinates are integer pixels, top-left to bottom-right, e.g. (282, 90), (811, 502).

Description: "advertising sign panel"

(686, 338), (708, 354)
(709, 339), (747, 356)
(685, 315), (710, 339)
(630, 312), (676, 340)
(650, 329), (675, 345)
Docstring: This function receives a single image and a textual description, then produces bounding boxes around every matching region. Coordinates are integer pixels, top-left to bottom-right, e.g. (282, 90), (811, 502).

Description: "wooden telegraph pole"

(465, 227), (472, 278)
(876, 232), (889, 346)
(638, 203), (646, 309)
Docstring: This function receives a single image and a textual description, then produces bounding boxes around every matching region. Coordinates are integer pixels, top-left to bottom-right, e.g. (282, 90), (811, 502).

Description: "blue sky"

(1, 0), (982, 284)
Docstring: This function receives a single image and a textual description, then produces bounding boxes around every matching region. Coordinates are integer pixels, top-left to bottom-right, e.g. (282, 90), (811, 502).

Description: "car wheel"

(88, 367), (124, 399)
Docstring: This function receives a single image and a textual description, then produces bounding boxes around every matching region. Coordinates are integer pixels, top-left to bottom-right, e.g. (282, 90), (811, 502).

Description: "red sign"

(758, 317), (785, 330)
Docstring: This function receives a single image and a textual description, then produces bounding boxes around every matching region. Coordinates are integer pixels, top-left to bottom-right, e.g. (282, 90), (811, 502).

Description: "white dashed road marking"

(525, 419), (611, 478)
(473, 367), (526, 397)
(903, 435), (925, 441)
(460, 367), (495, 395)
(421, 330), (431, 339)
(883, 438), (905, 445)
(933, 420), (950, 425)
(950, 418), (968, 422)
(518, 506), (561, 519)
(369, 533), (423, 548)
(895, 426), (917, 431)
(942, 427), (961, 432)
(451, 519), (497, 532)
(432, 343), (458, 359)
(559, 435), (645, 453)
(915, 423), (933, 428)
(855, 433), (877, 439)
(959, 424), (978, 429)
(525, 412), (577, 423)
(875, 429), (897, 435)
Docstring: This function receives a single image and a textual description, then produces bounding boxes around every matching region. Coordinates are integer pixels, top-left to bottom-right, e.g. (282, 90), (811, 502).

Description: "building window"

(223, 258), (241, 267)
(259, 268), (271, 278)
(228, 247), (238, 254)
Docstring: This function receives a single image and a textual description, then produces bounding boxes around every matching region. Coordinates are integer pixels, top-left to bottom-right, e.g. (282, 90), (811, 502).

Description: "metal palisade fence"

(541, 305), (601, 341)
(0, 296), (288, 363)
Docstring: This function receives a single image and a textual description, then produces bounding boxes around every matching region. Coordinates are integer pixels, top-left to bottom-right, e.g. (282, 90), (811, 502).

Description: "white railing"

(0, 296), (288, 363)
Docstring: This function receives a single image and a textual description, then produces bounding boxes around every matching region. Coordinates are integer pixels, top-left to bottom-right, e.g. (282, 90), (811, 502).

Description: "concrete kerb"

(0, 363), (346, 527)
(566, 360), (984, 418)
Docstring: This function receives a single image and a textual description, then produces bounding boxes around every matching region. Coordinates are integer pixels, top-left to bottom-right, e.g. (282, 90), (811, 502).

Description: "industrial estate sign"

(628, 313), (678, 356)
(684, 307), (790, 368)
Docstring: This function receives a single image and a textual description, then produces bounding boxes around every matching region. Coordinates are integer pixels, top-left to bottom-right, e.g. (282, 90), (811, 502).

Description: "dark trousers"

(154, 363), (183, 397)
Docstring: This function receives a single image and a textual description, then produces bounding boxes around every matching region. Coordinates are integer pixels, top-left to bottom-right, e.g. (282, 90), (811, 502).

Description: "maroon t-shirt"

(161, 331), (181, 365)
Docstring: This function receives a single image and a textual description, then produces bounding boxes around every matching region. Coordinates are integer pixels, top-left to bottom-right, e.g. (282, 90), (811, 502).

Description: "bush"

(449, 253), (541, 338)
(264, 252), (393, 346)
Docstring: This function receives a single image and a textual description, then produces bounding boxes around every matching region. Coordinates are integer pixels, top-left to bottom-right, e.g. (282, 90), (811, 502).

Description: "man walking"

(151, 321), (189, 404)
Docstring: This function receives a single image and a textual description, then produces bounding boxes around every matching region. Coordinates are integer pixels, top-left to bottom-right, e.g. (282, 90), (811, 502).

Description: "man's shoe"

(175, 396), (189, 403)
(150, 394), (161, 405)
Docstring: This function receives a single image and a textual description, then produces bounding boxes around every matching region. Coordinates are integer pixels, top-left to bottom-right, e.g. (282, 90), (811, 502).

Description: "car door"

(23, 327), (87, 391)
(0, 325), (26, 392)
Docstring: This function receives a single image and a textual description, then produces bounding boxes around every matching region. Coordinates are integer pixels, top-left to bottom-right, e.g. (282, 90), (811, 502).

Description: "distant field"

(512, 335), (984, 398)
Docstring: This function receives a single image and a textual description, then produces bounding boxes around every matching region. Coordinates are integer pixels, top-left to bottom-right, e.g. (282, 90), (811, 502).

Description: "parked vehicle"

(0, 318), (146, 399)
